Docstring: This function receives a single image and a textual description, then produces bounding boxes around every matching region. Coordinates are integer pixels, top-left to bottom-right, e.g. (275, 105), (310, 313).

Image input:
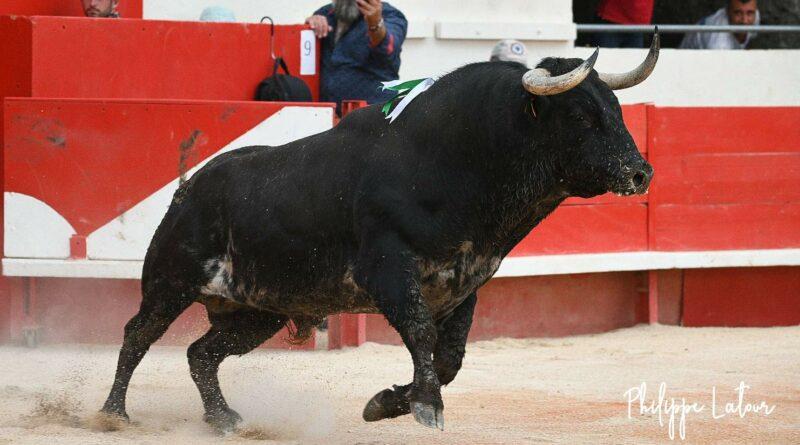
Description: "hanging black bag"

(254, 16), (313, 102)
(255, 57), (312, 102)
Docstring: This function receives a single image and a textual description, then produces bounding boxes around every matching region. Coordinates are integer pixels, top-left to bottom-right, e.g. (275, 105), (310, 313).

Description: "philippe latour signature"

(624, 381), (776, 440)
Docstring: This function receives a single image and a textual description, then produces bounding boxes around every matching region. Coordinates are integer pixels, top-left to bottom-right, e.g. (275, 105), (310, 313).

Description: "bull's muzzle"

(616, 163), (654, 196)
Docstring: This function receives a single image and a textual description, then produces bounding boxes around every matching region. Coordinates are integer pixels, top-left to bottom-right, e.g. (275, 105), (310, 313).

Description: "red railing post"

(340, 100), (368, 117)
(648, 270), (659, 324)
(328, 314), (366, 349)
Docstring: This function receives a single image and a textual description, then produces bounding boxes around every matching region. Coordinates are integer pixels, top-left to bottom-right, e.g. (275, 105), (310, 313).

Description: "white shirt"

(680, 8), (760, 50)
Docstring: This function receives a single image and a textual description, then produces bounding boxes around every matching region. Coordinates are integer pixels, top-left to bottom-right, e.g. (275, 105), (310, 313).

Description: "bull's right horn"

(522, 48), (599, 96)
(598, 28), (660, 90)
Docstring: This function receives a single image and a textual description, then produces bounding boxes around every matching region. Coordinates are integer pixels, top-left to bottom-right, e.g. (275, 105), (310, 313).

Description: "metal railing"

(576, 24), (800, 34)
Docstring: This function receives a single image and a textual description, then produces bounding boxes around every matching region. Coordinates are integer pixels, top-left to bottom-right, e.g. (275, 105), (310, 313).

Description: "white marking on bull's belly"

(420, 241), (503, 316)
(438, 269), (456, 281)
(338, 267), (379, 312)
(456, 241), (502, 283)
(201, 256), (234, 299)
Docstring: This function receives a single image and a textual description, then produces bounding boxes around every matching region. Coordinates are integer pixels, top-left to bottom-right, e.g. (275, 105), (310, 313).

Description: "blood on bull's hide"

(100, 31), (660, 433)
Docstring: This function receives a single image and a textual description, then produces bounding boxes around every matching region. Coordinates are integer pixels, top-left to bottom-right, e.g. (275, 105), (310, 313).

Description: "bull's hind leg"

(363, 292), (477, 423)
(432, 292), (477, 385)
(101, 294), (193, 419)
(187, 306), (287, 433)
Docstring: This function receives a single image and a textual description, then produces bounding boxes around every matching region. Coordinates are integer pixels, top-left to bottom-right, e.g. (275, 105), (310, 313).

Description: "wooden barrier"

(0, 0), (142, 18)
(0, 15), (797, 344)
(648, 107), (800, 327)
(0, 15), (325, 345)
(648, 107), (800, 251)
(1, 98), (334, 346)
(3, 98), (799, 345)
(0, 16), (319, 102)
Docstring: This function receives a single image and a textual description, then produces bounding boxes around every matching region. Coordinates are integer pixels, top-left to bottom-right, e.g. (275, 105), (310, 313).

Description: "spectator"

(305, 0), (407, 114)
(680, 0), (760, 49)
(490, 39), (529, 66)
(81, 0), (119, 18)
(199, 6), (237, 23)
(591, 0), (655, 48)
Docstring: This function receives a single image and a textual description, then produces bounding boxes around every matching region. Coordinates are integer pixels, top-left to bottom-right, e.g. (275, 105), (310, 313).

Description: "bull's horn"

(522, 48), (599, 96)
(598, 28), (660, 90)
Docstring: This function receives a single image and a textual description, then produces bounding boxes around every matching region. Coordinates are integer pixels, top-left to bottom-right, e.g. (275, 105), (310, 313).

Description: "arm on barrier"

(366, 3), (407, 61)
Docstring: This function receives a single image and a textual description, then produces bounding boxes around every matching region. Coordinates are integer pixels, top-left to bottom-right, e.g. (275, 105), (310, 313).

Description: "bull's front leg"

(354, 230), (443, 430)
(362, 292), (476, 425)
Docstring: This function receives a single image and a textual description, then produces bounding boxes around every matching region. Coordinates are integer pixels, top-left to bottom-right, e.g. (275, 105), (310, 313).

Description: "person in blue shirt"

(305, 0), (407, 115)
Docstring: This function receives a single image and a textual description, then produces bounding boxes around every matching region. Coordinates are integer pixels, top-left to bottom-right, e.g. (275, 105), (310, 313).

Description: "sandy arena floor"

(0, 324), (798, 444)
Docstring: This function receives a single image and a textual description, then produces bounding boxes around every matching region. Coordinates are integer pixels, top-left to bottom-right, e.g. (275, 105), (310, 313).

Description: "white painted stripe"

(494, 249), (800, 277)
(4, 193), (76, 259)
(86, 107), (334, 261)
(3, 258), (143, 279)
(435, 21), (576, 41)
(5, 249), (800, 280)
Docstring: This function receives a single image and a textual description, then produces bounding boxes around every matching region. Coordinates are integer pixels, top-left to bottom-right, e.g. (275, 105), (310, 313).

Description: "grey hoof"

(410, 401), (444, 430)
(362, 386), (411, 422)
(98, 408), (130, 422)
(203, 407), (242, 433)
(363, 389), (392, 422)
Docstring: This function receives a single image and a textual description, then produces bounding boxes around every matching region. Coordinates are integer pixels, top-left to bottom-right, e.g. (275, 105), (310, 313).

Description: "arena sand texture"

(0, 325), (798, 444)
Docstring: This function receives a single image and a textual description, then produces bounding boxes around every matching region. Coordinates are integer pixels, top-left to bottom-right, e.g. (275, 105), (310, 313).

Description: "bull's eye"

(573, 114), (593, 129)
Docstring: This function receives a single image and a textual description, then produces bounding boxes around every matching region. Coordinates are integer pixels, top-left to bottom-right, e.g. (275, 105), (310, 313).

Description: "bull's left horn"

(522, 48), (599, 96)
(598, 28), (660, 90)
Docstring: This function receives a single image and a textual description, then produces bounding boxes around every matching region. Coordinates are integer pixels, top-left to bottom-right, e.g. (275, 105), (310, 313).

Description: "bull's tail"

(284, 315), (323, 345)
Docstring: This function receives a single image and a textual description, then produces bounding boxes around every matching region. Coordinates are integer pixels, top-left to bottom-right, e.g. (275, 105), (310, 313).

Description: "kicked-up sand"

(0, 324), (798, 444)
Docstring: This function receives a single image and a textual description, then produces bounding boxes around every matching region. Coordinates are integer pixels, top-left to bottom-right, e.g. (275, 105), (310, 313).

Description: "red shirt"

(597, 0), (654, 24)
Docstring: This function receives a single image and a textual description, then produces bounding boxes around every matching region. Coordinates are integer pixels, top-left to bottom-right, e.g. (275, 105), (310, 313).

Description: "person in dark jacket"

(305, 0), (407, 115)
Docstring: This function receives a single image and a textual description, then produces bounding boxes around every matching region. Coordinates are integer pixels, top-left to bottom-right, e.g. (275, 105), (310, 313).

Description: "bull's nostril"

(632, 172), (645, 188)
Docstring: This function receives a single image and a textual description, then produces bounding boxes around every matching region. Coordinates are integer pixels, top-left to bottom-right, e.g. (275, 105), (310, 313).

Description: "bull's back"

(142, 128), (374, 313)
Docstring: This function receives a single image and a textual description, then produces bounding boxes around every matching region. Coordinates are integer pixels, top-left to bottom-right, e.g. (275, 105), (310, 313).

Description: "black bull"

(100, 38), (659, 432)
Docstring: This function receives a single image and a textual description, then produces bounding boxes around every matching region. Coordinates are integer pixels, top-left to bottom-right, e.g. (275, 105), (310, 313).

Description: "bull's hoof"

(92, 409), (130, 432)
(411, 401), (444, 431)
(98, 406), (130, 422)
(203, 407), (243, 433)
(362, 386), (411, 422)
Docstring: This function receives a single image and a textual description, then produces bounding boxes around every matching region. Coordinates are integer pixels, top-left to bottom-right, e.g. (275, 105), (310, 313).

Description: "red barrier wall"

(3, 103), (800, 345)
(0, 0), (142, 18)
(0, 16), (319, 102)
(16, 277), (311, 349)
(683, 267), (800, 327)
(648, 107), (800, 251)
(365, 272), (647, 344)
(1, 15), (799, 346)
(4, 98), (296, 237)
(0, 280), (11, 343)
(0, 15), (324, 345)
(1, 98), (333, 347)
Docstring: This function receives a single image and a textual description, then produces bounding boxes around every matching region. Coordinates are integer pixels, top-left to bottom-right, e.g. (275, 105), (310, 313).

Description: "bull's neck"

(483, 154), (567, 255)
(437, 121), (568, 253)
(402, 83), (569, 253)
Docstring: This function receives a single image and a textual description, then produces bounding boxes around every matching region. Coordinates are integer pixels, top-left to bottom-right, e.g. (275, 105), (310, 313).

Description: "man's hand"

(356, 0), (383, 28)
(305, 14), (332, 38)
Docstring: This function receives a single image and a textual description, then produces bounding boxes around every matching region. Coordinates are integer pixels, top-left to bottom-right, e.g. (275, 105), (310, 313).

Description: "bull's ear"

(526, 95), (548, 121)
(525, 96), (538, 119)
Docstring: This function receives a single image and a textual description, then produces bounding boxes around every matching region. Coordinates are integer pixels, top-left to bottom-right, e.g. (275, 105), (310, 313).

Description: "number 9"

(304, 40), (312, 56)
